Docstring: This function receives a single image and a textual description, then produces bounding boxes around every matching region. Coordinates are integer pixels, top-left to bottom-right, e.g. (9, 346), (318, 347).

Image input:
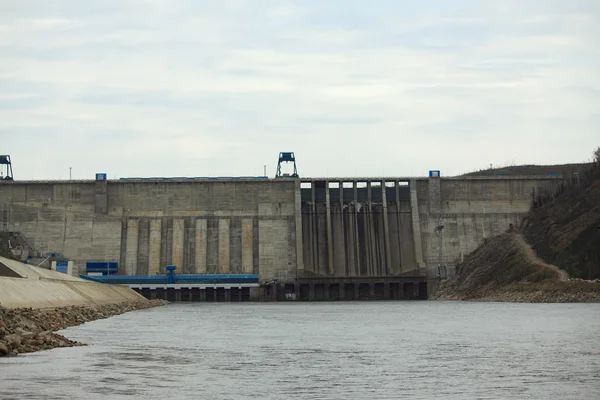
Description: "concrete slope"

(0, 257), (82, 281)
(0, 256), (146, 309)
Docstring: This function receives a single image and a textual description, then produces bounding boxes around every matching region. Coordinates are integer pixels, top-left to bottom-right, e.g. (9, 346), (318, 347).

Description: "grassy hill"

(461, 163), (591, 177)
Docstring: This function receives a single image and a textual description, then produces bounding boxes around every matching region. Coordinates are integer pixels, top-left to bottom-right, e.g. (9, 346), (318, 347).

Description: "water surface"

(1, 302), (599, 399)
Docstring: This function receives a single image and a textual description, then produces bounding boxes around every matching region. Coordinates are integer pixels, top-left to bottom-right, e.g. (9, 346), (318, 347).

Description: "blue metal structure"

(56, 261), (69, 274)
(275, 152), (299, 178)
(80, 273), (259, 285)
(86, 261), (118, 275)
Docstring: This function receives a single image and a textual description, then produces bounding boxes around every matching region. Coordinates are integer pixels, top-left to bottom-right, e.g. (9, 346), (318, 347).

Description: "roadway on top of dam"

(0, 175), (563, 184)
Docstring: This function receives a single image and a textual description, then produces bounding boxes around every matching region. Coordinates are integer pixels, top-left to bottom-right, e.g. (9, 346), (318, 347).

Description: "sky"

(1, 0), (599, 180)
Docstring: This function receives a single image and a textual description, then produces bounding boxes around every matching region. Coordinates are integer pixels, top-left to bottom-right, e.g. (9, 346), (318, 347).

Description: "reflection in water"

(1, 302), (599, 400)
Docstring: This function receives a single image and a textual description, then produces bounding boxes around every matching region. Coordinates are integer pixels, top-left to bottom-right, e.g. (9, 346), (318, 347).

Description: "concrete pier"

(381, 180), (392, 275)
(195, 219), (207, 273)
(218, 219), (230, 273)
(325, 182), (334, 276)
(125, 219), (139, 276)
(148, 219), (162, 275)
(241, 218), (253, 274)
(172, 218), (185, 270)
(410, 179), (424, 271)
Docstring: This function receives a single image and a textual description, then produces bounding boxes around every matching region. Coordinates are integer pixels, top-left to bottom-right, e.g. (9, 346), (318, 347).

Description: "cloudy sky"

(1, 0), (599, 180)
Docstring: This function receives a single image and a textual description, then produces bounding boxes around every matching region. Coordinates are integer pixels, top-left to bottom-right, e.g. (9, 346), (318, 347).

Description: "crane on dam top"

(275, 152), (299, 178)
(0, 155), (14, 180)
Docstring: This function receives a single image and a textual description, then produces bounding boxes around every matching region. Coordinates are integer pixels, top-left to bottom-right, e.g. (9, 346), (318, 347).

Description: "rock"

(0, 342), (8, 355)
(0, 299), (166, 356)
(18, 330), (34, 339)
(4, 334), (21, 347)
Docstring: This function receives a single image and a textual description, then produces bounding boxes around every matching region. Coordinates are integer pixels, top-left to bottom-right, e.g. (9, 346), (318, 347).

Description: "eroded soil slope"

(432, 233), (600, 302)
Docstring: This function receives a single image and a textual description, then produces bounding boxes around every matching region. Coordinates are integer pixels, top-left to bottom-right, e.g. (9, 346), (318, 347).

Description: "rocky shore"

(433, 279), (600, 303)
(0, 299), (167, 357)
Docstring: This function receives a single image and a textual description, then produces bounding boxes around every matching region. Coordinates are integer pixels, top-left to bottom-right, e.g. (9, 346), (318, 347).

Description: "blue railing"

(80, 274), (259, 285)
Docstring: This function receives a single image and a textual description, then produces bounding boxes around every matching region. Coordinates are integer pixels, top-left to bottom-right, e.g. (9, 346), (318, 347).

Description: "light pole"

(69, 167), (72, 180)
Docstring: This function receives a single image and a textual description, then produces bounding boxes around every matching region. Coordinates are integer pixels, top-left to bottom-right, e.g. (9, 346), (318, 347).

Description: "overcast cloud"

(1, 0), (599, 179)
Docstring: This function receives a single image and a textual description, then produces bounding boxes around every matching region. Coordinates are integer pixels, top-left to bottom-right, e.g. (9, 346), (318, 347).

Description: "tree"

(595, 146), (600, 163)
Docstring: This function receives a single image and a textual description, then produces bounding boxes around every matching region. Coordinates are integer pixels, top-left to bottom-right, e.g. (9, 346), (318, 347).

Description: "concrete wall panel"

(148, 219), (162, 275)
(218, 219), (230, 273)
(125, 219), (139, 276)
(241, 218), (253, 274)
(194, 218), (207, 273)
(171, 218), (185, 270)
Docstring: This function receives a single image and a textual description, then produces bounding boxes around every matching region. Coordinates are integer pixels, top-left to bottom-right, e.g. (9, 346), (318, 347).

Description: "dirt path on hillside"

(514, 234), (569, 281)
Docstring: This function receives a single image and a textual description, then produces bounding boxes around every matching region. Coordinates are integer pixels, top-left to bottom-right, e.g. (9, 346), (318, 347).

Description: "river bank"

(0, 299), (167, 357)
(432, 279), (600, 302)
(431, 232), (600, 303)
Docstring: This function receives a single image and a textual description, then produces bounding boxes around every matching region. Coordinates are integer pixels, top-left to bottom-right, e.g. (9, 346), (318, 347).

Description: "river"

(1, 302), (599, 399)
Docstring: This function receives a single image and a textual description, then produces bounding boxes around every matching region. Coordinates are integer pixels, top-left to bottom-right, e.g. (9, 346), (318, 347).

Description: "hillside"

(432, 233), (600, 302)
(523, 162), (600, 279)
(461, 163), (591, 177)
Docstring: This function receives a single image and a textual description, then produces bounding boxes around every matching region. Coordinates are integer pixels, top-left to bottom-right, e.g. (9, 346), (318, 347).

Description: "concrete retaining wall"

(0, 257), (146, 309)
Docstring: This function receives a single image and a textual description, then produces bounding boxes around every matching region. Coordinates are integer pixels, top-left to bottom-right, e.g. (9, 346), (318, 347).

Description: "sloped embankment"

(432, 233), (600, 302)
(523, 170), (600, 280)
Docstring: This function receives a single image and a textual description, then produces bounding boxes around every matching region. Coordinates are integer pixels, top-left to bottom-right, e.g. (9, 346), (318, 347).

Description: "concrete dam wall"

(0, 176), (559, 282)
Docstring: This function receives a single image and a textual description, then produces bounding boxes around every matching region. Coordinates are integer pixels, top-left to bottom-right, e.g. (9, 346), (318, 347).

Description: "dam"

(0, 172), (560, 300)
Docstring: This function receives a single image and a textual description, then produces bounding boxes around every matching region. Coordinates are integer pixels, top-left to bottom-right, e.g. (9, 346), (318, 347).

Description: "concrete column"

(332, 203), (346, 277)
(395, 181), (403, 272)
(125, 219), (139, 276)
(338, 181), (344, 277)
(342, 282), (348, 300)
(410, 179), (425, 270)
(241, 218), (253, 273)
(218, 219), (230, 273)
(311, 181), (319, 274)
(172, 218), (185, 269)
(344, 202), (356, 277)
(325, 181), (334, 275)
(195, 219), (207, 273)
(148, 219), (162, 275)
(294, 180), (304, 276)
(367, 181), (375, 276)
(381, 180), (392, 276)
(353, 181), (360, 276)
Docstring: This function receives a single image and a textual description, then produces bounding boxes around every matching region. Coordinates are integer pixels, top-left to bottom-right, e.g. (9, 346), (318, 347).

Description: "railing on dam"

(80, 273), (259, 286)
